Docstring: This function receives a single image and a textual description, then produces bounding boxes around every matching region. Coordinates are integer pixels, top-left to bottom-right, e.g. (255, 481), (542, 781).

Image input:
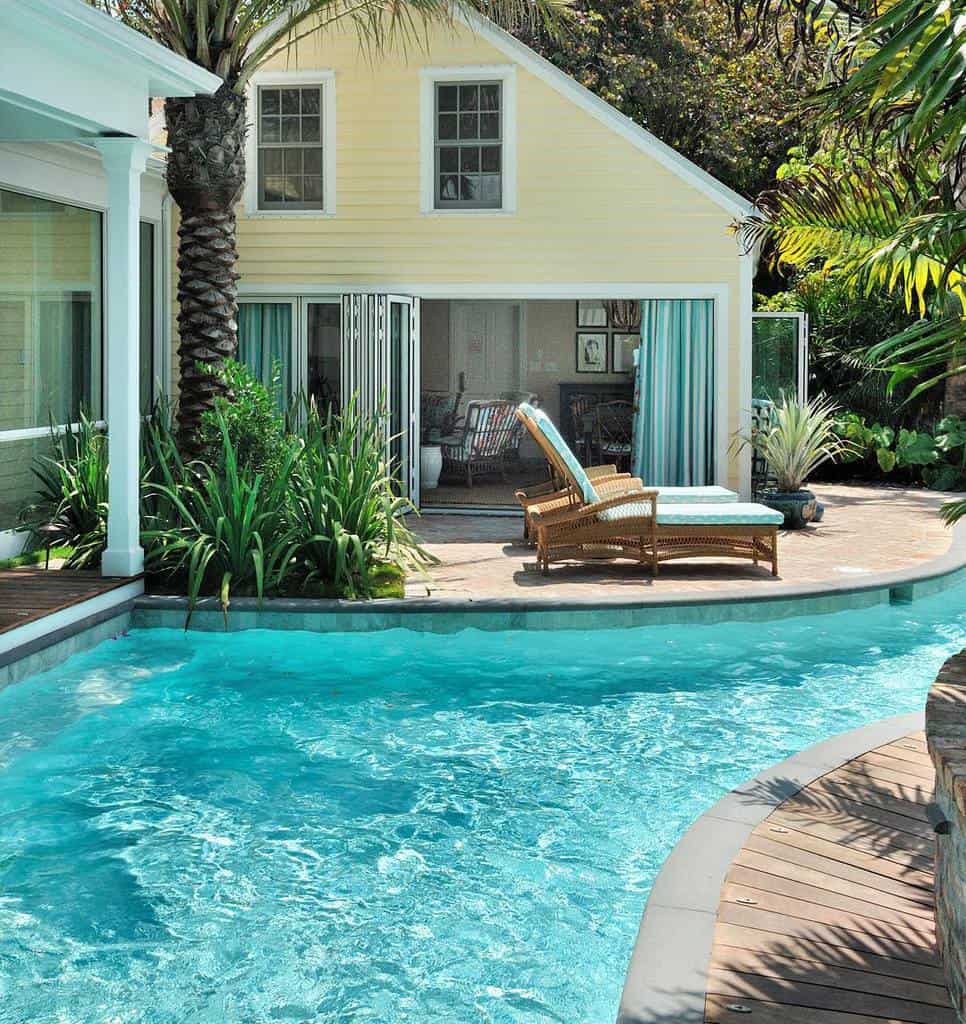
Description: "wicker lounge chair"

(519, 405), (783, 576)
(514, 404), (739, 538)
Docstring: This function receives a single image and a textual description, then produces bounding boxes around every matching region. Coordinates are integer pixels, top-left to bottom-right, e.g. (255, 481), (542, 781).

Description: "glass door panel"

(306, 301), (341, 414)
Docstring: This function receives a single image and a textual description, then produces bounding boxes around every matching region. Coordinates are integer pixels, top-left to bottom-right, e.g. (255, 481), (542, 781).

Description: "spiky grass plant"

(738, 394), (857, 493)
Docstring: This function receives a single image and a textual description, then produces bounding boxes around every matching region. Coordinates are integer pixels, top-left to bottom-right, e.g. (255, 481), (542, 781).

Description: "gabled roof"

(456, 8), (754, 219)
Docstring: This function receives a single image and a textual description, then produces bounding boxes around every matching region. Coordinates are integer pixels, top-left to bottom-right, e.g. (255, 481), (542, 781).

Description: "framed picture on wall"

(576, 332), (608, 373)
(612, 333), (640, 372)
(576, 300), (608, 328)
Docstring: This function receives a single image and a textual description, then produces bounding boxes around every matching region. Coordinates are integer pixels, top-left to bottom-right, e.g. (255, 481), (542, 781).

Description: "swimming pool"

(1, 587), (964, 1024)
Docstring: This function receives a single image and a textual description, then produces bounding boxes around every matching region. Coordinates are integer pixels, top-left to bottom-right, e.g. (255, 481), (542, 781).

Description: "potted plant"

(737, 395), (855, 528)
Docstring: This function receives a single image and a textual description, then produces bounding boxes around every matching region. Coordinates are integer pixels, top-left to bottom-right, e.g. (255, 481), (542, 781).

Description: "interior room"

(419, 298), (640, 509)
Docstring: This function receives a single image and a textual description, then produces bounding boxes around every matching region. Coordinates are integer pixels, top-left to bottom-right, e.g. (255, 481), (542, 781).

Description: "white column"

(93, 137), (154, 578)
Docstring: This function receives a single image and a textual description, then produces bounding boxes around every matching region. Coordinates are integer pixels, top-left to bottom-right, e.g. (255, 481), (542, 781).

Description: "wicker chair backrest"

(461, 400), (519, 458)
(517, 404), (599, 504)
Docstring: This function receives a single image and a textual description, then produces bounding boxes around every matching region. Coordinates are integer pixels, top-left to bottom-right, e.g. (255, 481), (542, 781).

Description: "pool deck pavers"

(704, 729), (952, 1024)
(409, 483), (958, 601)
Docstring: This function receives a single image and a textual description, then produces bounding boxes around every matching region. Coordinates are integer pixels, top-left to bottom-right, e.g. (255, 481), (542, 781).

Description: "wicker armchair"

(592, 400), (634, 472)
(441, 399), (526, 487)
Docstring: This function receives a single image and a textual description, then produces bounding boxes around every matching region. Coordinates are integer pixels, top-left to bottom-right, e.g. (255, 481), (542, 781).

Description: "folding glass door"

(341, 294), (420, 502)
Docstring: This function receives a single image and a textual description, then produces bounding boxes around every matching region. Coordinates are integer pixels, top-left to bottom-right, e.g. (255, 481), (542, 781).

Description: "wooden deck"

(705, 731), (954, 1024)
(0, 568), (137, 636)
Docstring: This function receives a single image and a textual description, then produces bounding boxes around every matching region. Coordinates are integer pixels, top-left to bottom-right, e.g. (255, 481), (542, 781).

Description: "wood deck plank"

(705, 732), (951, 1024)
(0, 568), (136, 636)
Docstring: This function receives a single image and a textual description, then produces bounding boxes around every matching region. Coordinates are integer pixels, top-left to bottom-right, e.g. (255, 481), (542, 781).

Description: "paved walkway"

(705, 730), (952, 1023)
(408, 484), (955, 600)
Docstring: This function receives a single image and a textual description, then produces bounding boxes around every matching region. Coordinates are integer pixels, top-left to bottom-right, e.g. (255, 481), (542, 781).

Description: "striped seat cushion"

(653, 486), (738, 504)
(520, 403), (600, 504)
(599, 501), (783, 525)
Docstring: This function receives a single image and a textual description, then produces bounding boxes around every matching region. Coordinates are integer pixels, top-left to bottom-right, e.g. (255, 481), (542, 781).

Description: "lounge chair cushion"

(599, 501), (784, 526)
(520, 403), (600, 504)
(654, 486), (738, 504)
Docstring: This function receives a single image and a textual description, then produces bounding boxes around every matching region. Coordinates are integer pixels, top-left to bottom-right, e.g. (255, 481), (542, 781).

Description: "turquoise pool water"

(1, 590), (965, 1024)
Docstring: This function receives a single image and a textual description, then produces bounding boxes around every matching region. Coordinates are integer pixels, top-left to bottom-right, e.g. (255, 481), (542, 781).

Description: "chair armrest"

(532, 488), (658, 528)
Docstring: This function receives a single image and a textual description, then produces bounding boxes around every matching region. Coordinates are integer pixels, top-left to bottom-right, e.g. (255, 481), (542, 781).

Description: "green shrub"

(288, 400), (427, 599)
(18, 411), (108, 569)
(198, 360), (292, 482)
(143, 410), (300, 624)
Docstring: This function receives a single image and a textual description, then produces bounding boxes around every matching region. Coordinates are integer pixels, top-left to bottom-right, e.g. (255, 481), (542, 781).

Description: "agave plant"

(288, 399), (429, 598)
(142, 410), (301, 624)
(18, 411), (109, 569)
(738, 394), (856, 493)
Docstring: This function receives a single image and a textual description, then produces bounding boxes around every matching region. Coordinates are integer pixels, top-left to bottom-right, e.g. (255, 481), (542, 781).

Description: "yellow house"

(221, 10), (756, 510)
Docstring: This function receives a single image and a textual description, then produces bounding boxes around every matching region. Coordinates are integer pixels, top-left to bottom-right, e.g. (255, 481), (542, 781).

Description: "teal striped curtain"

(237, 303), (292, 410)
(632, 299), (715, 486)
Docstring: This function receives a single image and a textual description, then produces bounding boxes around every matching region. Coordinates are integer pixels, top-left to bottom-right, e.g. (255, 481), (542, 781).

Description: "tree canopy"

(515, 0), (822, 198)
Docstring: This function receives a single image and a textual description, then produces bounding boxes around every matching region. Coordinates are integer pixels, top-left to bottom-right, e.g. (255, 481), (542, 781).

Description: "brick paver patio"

(408, 483), (956, 600)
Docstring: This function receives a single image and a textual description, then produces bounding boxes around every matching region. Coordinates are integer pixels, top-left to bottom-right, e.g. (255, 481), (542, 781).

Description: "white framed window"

(245, 70), (336, 217)
(419, 66), (517, 215)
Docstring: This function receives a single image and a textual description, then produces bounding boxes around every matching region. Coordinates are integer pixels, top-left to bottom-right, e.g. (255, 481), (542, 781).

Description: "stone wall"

(926, 649), (966, 1020)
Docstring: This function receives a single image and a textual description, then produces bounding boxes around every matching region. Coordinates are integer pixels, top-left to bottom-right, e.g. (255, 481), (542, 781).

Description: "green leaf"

(876, 447), (897, 472)
(895, 428), (939, 466)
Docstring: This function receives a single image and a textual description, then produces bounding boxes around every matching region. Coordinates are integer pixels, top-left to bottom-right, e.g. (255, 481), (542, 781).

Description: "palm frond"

(740, 164), (963, 315)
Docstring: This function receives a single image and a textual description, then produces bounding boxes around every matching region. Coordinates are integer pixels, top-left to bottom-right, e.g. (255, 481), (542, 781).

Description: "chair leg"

(770, 529), (779, 577)
(466, 466), (473, 489)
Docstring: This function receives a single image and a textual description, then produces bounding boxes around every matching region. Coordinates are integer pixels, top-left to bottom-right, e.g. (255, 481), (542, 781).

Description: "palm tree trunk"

(165, 84), (247, 450)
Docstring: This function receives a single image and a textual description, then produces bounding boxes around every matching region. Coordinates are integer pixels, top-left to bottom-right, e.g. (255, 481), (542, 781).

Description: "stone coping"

(131, 518), (966, 630)
(926, 650), (966, 816)
(615, 711), (926, 1024)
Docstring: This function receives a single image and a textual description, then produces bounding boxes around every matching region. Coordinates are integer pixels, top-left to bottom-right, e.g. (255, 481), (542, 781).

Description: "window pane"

(263, 176), (284, 203)
(283, 148), (303, 176)
(304, 176), (323, 202)
(261, 117), (280, 143)
(281, 88), (301, 114)
(283, 175), (303, 202)
(303, 148), (323, 175)
(481, 145), (501, 172)
(480, 84), (500, 111)
(439, 175), (459, 201)
(139, 221), (155, 416)
(479, 113), (499, 139)
(301, 88), (320, 114)
(261, 89), (280, 115)
(438, 146), (459, 173)
(263, 149), (283, 176)
(460, 174), (479, 202)
(437, 113), (458, 140)
(281, 116), (300, 142)
(480, 175), (501, 203)
(0, 189), (102, 432)
(459, 84), (479, 110)
(459, 112), (479, 139)
(437, 85), (458, 111)
(459, 147), (480, 172)
(301, 116), (321, 143)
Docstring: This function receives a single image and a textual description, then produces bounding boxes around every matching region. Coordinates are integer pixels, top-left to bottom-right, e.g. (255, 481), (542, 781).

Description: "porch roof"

(0, 0), (219, 144)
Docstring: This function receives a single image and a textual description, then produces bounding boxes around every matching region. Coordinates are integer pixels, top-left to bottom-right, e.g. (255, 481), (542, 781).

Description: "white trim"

(0, 579), (143, 658)
(14, 0), (220, 97)
(243, 69), (337, 218)
(419, 65), (517, 215)
(452, 8), (752, 219)
(238, 281), (731, 300)
(738, 251), (754, 499)
(0, 420), (106, 444)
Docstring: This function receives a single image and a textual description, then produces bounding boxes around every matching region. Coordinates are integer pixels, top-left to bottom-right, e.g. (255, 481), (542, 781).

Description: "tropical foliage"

(832, 411), (966, 491)
(733, 0), (965, 396)
(737, 395), (854, 492)
(18, 412), (109, 570)
(757, 269), (933, 427)
(90, 0), (566, 448)
(18, 367), (428, 619)
(516, 0), (822, 197)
